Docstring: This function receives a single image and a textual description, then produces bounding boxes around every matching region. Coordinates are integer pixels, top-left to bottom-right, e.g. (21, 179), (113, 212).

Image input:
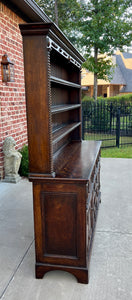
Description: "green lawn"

(84, 133), (132, 158)
(101, 146), (132, 158)
(84, 133), (132, 151)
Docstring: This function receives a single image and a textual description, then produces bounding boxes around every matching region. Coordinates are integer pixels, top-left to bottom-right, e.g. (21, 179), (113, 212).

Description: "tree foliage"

(77, 0), (132, 55)
(77, 0), (132, 100)
(35, 0), (132, 100)
(35, 0), (80, 37)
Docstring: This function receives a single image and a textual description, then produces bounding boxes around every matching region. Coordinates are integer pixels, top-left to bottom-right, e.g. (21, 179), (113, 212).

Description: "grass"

(84, 133), (132, 151)
(84, 133), (132, 158)
(101, 146), (132, 158)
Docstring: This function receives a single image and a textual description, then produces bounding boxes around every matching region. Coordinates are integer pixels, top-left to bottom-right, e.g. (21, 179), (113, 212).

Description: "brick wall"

(0, 3), (28, 179)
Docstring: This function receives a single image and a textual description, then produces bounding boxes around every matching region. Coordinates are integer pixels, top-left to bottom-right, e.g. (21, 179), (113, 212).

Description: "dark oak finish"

(20, 23), (101, 284)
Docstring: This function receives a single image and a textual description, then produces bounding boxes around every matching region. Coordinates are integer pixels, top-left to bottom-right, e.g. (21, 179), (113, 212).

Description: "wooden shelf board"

(50, 76), (80, 88)
(51, 104), (81, 114)
(53, 122), (81, 144)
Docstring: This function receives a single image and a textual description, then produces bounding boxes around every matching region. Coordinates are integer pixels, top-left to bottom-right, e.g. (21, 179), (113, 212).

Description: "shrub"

(82, 94), (132, 116)
(19, 145), (29, 177)
(82, 93), (132, 102)
(82, 95), (94, 102)
(82, 94), (132, 134)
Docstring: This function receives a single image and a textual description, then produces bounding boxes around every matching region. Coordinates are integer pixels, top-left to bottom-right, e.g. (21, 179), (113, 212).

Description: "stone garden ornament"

(3, 136), (22, 183)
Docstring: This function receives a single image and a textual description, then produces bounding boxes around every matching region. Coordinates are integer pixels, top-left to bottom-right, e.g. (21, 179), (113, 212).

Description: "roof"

(123, 52), (132, 59)
(116, 52), (132, 93)
(81, 51), (132, 92)
(110, 62), (126, 85)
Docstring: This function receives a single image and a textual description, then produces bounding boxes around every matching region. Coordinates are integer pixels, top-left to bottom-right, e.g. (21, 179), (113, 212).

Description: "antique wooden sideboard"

(20, 23), (101, 284)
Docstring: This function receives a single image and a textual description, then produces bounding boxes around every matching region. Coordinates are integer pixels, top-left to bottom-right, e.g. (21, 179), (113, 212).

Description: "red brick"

(0, 3), (27, 179)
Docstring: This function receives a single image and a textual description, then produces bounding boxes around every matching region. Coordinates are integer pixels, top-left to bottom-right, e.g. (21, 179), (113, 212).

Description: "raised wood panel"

(41, 192), (77, 257)
(33, 181), (87, 268)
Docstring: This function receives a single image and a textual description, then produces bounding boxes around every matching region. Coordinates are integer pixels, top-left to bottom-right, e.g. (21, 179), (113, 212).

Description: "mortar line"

(0, 239), (34, 299)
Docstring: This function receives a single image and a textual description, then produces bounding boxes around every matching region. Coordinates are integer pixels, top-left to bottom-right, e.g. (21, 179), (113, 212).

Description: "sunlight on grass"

(101, 146), (132, 158)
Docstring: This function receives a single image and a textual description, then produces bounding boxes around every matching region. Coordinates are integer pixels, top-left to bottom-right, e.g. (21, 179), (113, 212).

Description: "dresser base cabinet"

(31, 141), (101, 284)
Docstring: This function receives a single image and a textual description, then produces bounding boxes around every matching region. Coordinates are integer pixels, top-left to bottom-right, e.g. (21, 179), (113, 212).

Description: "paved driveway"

(0, 158), (132, 300)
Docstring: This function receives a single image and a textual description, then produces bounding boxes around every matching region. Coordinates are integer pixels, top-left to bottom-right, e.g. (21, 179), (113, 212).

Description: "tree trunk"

(94, 73), (98, 101)
(54, 0), (58, 26)
(93, 46), (98, 101)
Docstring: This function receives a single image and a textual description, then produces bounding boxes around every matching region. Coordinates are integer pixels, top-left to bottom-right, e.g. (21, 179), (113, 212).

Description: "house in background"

(81, 51), (132, 98)
(0, 0), (50, 180)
